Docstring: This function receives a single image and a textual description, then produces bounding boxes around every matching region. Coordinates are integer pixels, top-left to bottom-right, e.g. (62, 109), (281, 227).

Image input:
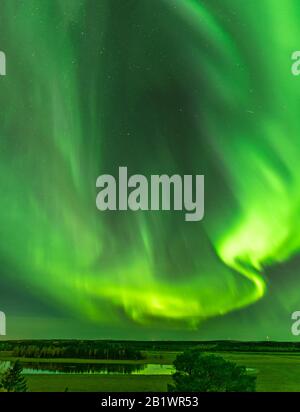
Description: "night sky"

(1, 0), (300, 340)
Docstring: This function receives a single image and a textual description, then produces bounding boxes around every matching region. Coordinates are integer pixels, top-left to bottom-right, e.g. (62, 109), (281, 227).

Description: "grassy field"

(25, 374), (173, 392)
(221, 352), (300, 392)
(2, 351), (300, 392)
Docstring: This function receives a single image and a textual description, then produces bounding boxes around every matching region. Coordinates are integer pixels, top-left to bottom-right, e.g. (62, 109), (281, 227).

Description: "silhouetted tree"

(1, 361), (28, 392)
(168, 349), (256, 392)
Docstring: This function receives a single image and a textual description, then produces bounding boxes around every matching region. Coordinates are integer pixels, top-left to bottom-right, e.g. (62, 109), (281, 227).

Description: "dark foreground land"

(20, 353), (300, 392)
(25, 374), (172, 392)
(1, 340), (300, 392)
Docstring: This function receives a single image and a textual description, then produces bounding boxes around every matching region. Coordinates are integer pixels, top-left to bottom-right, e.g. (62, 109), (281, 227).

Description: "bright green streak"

(1, 0), (300, 336)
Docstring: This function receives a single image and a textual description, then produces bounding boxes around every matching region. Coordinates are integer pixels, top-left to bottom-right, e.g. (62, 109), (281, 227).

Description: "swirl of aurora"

(1, 0), (300, 333)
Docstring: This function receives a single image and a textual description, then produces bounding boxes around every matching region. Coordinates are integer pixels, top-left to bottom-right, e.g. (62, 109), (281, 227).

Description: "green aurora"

(1, 0), (300, 339)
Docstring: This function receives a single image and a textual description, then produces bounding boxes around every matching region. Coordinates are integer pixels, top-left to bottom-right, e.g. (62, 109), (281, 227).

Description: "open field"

(25, 374), (173, 392)
(221, 352), (300, 392)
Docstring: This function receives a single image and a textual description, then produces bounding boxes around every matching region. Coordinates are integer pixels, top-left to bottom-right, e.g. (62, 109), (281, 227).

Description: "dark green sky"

(1, 0), (300, 340)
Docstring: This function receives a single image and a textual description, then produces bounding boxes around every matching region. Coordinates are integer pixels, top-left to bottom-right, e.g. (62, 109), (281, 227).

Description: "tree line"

(11, 342), (143, 360)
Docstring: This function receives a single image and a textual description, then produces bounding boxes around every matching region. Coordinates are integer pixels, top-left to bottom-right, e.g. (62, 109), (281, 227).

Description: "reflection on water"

(0, 361), (174, 375)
